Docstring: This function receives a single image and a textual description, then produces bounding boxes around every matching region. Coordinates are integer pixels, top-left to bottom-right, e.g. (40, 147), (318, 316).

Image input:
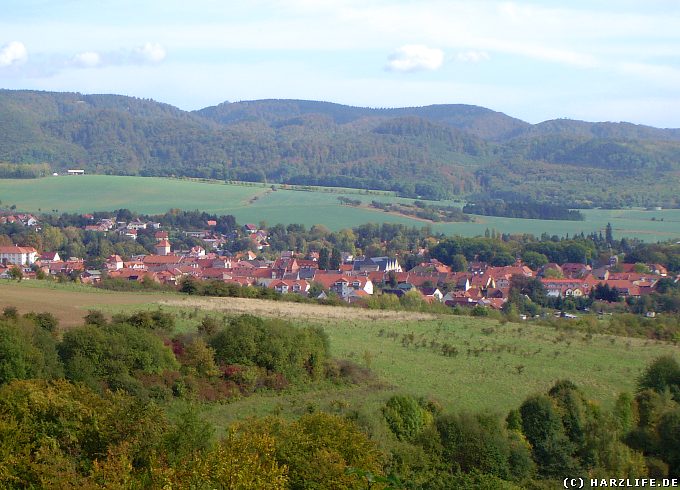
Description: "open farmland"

(1, 175), (680, 240)
(0, 280), (175, 326)
(1, 280), (678, 424)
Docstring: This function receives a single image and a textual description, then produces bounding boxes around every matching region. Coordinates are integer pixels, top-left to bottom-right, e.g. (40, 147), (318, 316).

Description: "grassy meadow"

(2, 280), (678, 434)
(1, 175), (680, 240)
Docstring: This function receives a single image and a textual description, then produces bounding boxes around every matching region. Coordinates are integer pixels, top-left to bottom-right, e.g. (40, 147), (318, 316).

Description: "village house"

(269, 279), (310, 295)
(0, 214), (39, 227)
(104, 255), (124, 271)
(541, 278), (593, 298)
(0, 246), (38, 266)
(313, 273), (374, 300)
(126, 219), (148, 230)
(420, 287), (444, 302)
(353, 256), (402, 273)
(39, 251), (61, 263)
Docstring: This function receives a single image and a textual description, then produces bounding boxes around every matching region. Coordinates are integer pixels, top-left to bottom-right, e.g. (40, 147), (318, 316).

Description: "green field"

(2, 280), (678, 433)
(2, 175), (680, 241)
(198, 313), (679, 434)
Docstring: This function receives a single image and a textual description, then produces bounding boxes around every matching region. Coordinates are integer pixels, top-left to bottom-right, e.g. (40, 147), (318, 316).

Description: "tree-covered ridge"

(2, 89), (680, 204)
(195, 98), (531, 141)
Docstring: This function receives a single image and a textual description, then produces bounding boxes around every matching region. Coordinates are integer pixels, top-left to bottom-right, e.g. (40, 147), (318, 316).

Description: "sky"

(2, 0), (680, 127)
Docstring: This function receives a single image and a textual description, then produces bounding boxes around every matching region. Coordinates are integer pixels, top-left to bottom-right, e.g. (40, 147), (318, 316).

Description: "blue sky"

(2, 0), (680, 127)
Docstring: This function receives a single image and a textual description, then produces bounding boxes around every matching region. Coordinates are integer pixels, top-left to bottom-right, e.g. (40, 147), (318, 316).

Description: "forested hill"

(2, 89), (680, 207)
(195, 99), (530, 141)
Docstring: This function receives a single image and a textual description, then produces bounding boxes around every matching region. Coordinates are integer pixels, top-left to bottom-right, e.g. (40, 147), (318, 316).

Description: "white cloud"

(133, 42), (166, 63)
(68, 43), (166, 70)
(73, 51), (101, 68)
(386, 44), (444, 72)
(455, 50), (490, 63)
(0, 41), (28, 67)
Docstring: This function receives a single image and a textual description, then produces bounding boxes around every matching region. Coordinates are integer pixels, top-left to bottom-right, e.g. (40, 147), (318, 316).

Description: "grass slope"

(2, 281), (677, 430)
(1, 176), (680, 240)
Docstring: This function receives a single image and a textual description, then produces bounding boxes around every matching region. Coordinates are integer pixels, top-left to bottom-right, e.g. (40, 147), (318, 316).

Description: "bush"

(113, 310), (176, 332)
(436, 412), (513, 480)
(383, 395), (432, 441)
(198, 316), (221, 336)
(638, 355), (680, 401)
(23, 312), (59, 332)
(59, 323), (178, 393)
(238, 412), (385, 490)
(471, 305), (490, 317)
(0, 317), (63, 385)
(325, 359), (374, 385)
(209, 315), (329, 381)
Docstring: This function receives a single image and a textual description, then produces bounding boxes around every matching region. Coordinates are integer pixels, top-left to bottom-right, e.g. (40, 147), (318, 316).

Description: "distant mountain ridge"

(195, 99), (530, 141)
(1, 89), (679, 207)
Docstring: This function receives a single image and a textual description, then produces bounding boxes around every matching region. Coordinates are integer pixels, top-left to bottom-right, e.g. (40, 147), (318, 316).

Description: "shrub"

(436, 412), (513, 480)
(198, 316), (221, 336)
(638, 355), (680, 401)
(209, 315), (329, 381)
(23, 312), (59, 332)
(59, 323), (178, 393)
(383, 395), (432, 441)
(0, 318), (63, 385)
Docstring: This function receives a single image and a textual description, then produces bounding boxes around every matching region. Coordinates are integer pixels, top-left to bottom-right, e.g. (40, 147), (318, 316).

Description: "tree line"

(463, 199), (585, 221)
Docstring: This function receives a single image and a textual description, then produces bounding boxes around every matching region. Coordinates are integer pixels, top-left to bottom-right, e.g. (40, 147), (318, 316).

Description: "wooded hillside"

(2, 90), (680, 206)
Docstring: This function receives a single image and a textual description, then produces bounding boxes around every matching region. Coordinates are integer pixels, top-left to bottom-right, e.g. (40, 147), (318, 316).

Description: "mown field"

(1, 175), (680, 240)
(2, 280), (678, 434)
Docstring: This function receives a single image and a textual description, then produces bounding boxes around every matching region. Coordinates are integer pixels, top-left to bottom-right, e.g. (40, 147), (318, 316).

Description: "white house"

(0, 246), (38, 266)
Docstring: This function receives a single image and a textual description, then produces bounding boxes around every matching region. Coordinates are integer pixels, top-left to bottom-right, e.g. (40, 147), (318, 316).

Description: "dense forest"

(2, 90), (680, 205)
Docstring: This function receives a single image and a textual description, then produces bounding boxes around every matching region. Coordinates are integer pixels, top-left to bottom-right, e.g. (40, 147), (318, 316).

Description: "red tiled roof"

(0, 246), (38, 254)
(142, 254), (181, 264)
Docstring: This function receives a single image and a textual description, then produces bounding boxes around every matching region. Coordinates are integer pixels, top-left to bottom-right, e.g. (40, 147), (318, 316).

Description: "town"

(1, 211), (676, 315)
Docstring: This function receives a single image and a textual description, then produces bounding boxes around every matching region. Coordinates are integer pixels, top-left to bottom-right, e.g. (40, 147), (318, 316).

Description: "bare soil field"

(160, 296), (437, 323)
(0, 281), (170, 326)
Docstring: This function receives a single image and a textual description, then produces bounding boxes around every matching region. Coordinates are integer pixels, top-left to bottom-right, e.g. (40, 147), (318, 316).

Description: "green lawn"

(1, 175), (679, 240)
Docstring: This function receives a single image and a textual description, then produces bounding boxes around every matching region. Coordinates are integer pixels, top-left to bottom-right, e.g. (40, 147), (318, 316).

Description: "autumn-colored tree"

(238, 412), (386, 490)
(181, 338), (220, 378)
(154, 429), (288, 490)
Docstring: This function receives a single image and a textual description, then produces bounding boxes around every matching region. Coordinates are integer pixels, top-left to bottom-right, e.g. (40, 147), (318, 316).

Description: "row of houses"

(0, 214), (39, 227)
(0, 248), (88, 280)
(1, 227), (676, 309)
(94, 241), (674, 308)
